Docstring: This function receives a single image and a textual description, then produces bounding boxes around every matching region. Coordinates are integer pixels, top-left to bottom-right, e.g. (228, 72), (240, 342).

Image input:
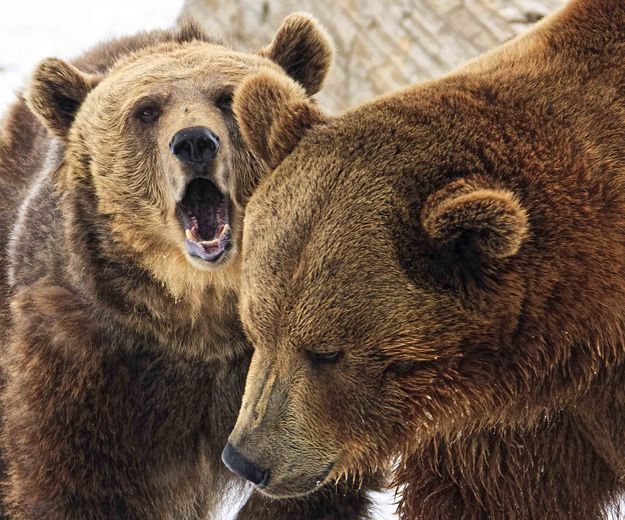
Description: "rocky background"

(180, 0), (567, 112)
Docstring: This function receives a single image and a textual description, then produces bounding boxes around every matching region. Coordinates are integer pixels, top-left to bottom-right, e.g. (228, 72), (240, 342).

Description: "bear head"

(24, 15), (333, 300)
(222, 68), (572, 498)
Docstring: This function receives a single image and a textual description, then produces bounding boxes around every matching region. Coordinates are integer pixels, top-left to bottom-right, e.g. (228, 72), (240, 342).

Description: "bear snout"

(169, 126), (220, 167)
(221, 442), (271, 487)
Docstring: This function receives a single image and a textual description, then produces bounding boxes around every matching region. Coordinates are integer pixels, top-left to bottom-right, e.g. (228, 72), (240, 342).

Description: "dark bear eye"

(137, 106), (160, 123)
(306, 350), (344, 365)
(216, 91), (234, 112)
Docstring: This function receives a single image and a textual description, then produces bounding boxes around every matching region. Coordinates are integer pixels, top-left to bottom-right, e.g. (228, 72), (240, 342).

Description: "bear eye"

(216, 91), (234, 112)
(306, 350), (344, 365)
(137, 106), (160, 123)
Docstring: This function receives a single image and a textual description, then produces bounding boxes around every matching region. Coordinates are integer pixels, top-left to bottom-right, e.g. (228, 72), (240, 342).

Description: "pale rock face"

(180, 0), (566, 112)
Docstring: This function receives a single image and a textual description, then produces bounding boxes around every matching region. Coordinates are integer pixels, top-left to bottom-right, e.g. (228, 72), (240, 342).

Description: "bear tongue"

(194, 204), (218, 241)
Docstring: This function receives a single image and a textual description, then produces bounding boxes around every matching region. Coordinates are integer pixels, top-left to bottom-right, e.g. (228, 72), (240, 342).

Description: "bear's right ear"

(421, 177), (529, 273)
(233, 69), (327, 170)
(25, 58), (102, 140)
(260, 13), (334, 96)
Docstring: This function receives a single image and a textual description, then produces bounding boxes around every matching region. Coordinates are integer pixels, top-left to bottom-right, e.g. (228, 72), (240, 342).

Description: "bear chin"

(176, 176), (234, 267)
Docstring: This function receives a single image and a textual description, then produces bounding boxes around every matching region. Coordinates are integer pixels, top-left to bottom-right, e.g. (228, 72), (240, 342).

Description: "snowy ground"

(0, 1), (397, 518)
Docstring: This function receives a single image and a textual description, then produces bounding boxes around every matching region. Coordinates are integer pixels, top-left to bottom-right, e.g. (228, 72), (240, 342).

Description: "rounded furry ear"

(260, 13), (334, 96)
(25, 57), (102, 139)
(233, 70), (326, 169)
(421, 178), (529, 262)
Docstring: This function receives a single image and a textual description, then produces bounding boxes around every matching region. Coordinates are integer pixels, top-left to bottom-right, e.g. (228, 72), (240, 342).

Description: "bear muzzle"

(222, 442), (271, 487)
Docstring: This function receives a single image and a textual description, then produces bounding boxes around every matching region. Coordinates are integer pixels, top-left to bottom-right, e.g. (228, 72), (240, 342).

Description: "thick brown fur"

(229, 0), (625, 518)
(0, 17), (378, 520)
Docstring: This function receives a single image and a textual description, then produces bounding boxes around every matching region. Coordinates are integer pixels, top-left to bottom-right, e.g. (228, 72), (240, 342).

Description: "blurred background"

(0, 1), (568, 519)
(181, 0), (566, 111)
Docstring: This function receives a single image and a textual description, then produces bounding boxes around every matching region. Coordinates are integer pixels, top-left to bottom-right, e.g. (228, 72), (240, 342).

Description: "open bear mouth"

(176, 178), (232, 263)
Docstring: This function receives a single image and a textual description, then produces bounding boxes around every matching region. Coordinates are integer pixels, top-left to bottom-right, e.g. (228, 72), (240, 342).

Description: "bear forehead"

(250, 82), (511, 219)
(103, 42), (280, 91)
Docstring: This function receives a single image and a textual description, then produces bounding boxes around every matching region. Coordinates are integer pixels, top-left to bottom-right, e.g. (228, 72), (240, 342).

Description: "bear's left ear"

(421, 178), (529, 267)
(260, 13), (333, 96)
(25, 57), (102, 140)
(233, 69), (327, 170)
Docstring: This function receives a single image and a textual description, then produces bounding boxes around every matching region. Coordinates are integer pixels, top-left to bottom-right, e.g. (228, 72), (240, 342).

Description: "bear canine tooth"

(220, 224), (231, 237)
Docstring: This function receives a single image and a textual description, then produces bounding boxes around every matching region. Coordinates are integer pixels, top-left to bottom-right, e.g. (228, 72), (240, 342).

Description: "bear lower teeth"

(186, 223), (230, 245)
(198, 224), (231, 247)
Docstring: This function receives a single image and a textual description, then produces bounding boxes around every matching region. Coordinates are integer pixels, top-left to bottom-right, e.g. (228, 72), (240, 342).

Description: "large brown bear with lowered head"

(224, 0), (625, 518)
(0, 16), (378, 520)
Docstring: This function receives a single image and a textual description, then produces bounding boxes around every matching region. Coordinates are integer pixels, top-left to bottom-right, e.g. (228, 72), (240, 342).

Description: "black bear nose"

(169, 126), (219, 166)
(222, 442), (270, 487)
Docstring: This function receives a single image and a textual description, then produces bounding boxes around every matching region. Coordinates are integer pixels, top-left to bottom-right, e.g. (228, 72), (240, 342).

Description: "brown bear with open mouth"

(0, 16), (378, 520)
(225, 0), (625, 518)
